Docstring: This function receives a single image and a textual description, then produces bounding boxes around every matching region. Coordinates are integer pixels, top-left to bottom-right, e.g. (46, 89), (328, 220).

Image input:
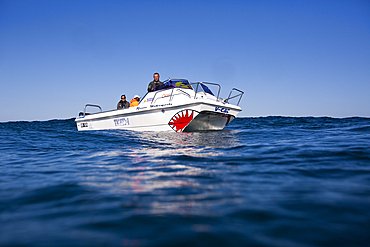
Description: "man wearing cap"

(148, 72), (163, 92)
(130, 95), (141, 107)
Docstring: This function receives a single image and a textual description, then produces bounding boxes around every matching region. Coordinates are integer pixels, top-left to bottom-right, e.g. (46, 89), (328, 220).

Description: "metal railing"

(171, 89), (191, 101)
(82, 104), (102, 117)
(146, 81), (243, 106)
(151, 88), (175, 105)
(225, 88), (244, 106)
(190, 82), (221, 101)
(150, 88), (192, 105)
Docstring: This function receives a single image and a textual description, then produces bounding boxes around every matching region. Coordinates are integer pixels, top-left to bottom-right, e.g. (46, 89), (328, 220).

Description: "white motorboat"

(75, 79), (243, 132)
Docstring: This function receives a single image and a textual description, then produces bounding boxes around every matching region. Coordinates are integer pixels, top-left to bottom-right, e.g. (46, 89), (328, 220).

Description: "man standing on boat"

(148, 72), (163, 92)
(117, 95), (130, 109)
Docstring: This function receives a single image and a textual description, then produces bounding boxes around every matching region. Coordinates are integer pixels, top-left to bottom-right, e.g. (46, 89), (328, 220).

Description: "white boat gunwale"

(76, 100), (241, 122)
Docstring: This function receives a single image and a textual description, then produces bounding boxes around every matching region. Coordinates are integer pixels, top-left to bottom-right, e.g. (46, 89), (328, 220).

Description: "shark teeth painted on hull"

(168, 109), (198, 132)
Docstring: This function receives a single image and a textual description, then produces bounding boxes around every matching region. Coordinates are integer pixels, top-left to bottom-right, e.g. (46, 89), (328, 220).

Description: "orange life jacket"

(130, 99), (139, 107)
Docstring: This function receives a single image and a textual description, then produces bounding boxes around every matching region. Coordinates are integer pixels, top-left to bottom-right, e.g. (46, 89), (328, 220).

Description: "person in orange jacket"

(130, 95), (140, 107)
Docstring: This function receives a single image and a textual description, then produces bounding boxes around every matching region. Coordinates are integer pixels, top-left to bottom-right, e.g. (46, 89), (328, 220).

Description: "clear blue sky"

(1, 0), (369, 121)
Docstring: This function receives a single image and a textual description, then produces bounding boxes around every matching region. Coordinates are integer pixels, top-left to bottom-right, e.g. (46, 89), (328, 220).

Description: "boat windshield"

(198, 83), (214, 96)
(156, 79), (193, 91)
(152, 79), (215, 96)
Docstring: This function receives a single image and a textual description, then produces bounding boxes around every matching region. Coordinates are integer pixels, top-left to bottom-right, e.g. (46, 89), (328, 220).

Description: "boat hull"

(76, 84), (243, 132)
(76, 101), (241, 132)
(184, 111), (235, 132)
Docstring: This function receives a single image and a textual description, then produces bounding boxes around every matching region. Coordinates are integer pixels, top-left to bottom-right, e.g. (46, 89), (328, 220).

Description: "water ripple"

(0, 117), (370, 246)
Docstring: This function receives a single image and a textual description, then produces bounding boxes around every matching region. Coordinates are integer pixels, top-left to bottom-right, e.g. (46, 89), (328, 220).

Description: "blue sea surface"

(1, 117), (370, 246)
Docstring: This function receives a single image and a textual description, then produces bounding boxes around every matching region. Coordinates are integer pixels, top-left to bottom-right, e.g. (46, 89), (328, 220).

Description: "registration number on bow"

(215, 107), (230, 114)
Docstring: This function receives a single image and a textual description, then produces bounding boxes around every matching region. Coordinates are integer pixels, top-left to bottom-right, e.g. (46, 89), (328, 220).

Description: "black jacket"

(117, 100), (130, 109)
(148, 80), (163, 92)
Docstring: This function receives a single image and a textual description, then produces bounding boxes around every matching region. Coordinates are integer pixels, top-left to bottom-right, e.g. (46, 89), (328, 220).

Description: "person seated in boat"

(117, 95), (130, 109)
(130, 95), (140, 107)
(147, 72), (163, 92)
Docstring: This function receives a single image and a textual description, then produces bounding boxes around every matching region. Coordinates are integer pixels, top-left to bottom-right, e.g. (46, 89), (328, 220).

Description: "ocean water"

(0, 117), (370, 247)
